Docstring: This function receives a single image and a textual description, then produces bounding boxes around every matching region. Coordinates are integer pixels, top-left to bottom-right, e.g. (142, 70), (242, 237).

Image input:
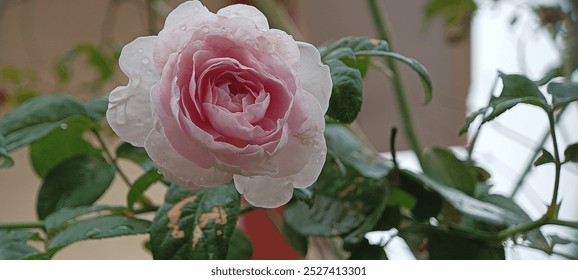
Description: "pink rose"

(107, 1), (332, 207)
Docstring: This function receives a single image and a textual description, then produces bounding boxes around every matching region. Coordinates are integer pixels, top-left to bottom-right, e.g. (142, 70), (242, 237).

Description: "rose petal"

(297, 42), (332, 112)
(145, 126), (233, 188)
(217, 4), (269, 30)
(153, 1), (218, 71)
(107, 36), (158, 146)
(269, 90), (326, 177)
(233, 174), (294, 208)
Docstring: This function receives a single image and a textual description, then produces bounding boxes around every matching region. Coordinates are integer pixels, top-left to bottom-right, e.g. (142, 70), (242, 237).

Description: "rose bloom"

(107, 0), (332, 207)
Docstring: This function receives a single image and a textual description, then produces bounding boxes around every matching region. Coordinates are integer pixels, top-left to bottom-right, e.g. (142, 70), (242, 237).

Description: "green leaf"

(563, 143), (578, 163)
(284, 195), (365, 237)
(325, 59), (363, 123)
(30, 116), (100, 178)
(56, 43), (114, 88)
(406, 171), (527, 226)
(325, 124), (393, 178)
(392, 170), (443, 221)
(534, 149), (555, 166)
(0, 230), (43, 260)
(150, 184), (240, 260)
(459, 107), (486, 135)
(127, 169), (162, 210)
(488, 73), (549, 119)
(116, 142), (154, 170)
(319, 37), (390, 78)
(480, 194), (549, 251)
(0, 96), (90, 151)
(422, 147), (476, 196)
(461, 73), (549, 134)
(0, 133), (14, 168)
(319, 37), (390, 123)
(36, 154), (116, 219)
(47, 216), (151, 251)
(225, 229), (252, 260)
(424, 0), (477, 27)
(44, 205), (125, 234)
(355, 50), (433, 104)
(547, 82), (578, 110)
(428, 229), (505, 259)
(85, 95), (109, 121)
(285, 125), (390, 240)
(386, 187), (416, 209)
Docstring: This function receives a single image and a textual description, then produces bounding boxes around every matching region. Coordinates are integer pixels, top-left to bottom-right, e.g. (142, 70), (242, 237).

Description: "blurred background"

(0, 0), (576, 259)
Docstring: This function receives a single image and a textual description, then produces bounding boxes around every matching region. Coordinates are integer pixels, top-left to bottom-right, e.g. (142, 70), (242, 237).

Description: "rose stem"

(366, 0), (424, 165)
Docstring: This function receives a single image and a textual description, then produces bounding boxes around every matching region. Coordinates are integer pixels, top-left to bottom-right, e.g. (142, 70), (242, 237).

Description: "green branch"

(0, 221), (45, 230)
(366, 0), (424, 165)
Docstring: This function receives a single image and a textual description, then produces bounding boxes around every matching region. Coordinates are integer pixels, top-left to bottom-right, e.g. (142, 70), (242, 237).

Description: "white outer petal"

(233, 175), (294, 208)
(297, 42), (332, 113)
(107, 36), (159, 146)
(145, 126), (233, 188)
(164, 0), (209, 29)
(233, 137), (325, 208)
(217, 4), (269, 30)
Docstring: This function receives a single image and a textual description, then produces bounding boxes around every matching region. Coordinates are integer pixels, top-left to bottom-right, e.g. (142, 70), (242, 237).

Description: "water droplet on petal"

(60, 123), (68, 129)
(180, 25), (187, 31)
(141, 57), (150, 65)
(201, 26), (209, 33)
(137, 48), (144, 53)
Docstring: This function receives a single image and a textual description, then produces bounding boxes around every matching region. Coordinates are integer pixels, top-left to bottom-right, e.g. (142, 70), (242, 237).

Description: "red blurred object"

(240, 207), (300, 260)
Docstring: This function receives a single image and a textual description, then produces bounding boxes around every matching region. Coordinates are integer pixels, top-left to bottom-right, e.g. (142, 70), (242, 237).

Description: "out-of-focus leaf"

(547, 82), (578, 110)
(36, 154), (115, 219)
(55, 43), (115, 88)
(85, 96), (109, 121)
(406, 171), (527, 226)
(325, 125), (393, 178)
(422, 147), (476, 196)
(428, 229), (505, 259)
(393, 170), (443, 221)
(480, 194), (549, 251)
(225, 229), (252, 260)
(0, 134), (14, 168)
(461, 73), (549, 134)
(0, 230), (43, 260)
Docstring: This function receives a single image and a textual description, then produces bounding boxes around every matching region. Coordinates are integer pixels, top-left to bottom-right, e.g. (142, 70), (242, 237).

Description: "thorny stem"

(366, 0), (424, 165)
